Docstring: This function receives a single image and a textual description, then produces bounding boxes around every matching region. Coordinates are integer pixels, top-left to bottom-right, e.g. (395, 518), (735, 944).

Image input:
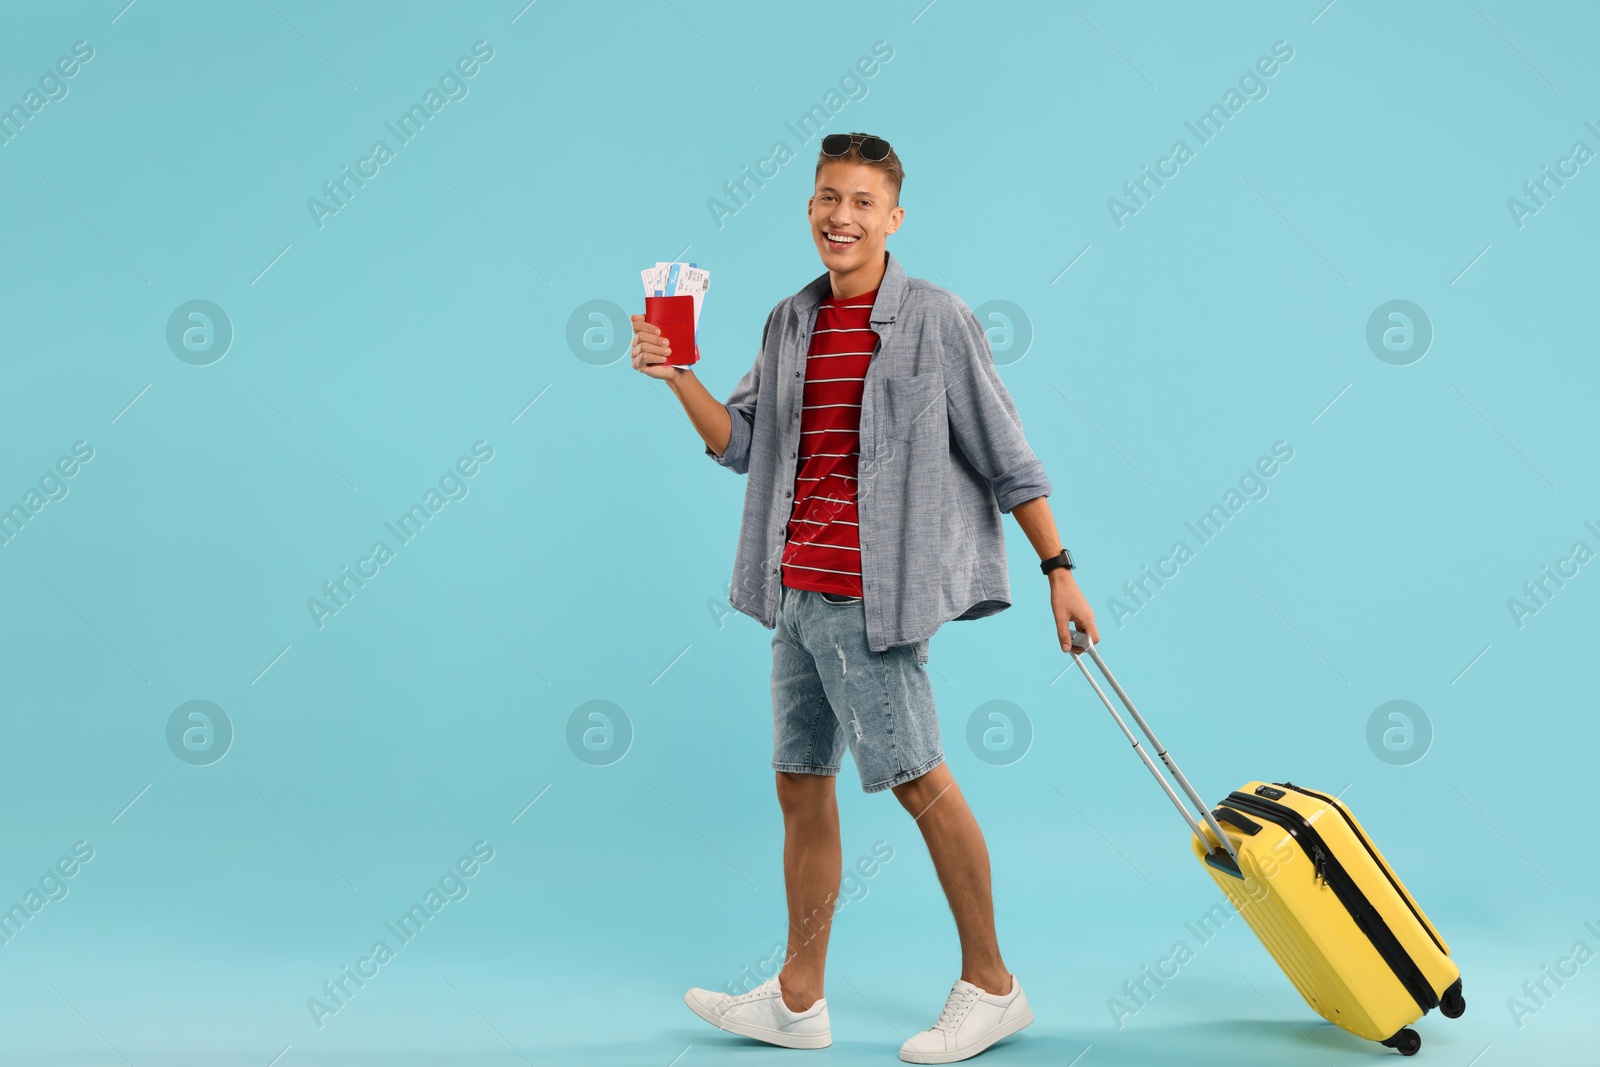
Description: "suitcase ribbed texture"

(1205, 850), (1380, 1038)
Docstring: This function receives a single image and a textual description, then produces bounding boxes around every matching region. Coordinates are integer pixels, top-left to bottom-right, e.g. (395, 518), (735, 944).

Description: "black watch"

(1040, 548), (1074, 576)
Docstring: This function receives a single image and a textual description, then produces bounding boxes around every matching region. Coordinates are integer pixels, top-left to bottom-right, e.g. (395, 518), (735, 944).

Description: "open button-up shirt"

(705, 250), (1052, 652)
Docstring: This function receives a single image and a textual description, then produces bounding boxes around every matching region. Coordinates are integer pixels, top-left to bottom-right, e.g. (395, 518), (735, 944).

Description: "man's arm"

(667, 368), (734, 458)
(1011, 495), (1100, 651)
(938, 304), (1096, 650)
(654, 304), (777, 474)
(941, 304), (1051, 513)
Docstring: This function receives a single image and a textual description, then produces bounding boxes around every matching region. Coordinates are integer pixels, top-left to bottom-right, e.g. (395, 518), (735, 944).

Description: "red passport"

(644, 294), (699, 366)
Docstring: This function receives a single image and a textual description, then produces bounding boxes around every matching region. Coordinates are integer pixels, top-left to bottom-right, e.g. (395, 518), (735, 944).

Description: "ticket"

(641, 260), (710, 327)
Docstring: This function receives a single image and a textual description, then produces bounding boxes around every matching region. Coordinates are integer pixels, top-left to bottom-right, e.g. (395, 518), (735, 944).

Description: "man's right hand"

(630, 315), (682, 381)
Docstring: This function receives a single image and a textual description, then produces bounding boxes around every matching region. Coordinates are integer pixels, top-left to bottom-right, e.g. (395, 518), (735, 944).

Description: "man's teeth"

(826, 232), (859, 244)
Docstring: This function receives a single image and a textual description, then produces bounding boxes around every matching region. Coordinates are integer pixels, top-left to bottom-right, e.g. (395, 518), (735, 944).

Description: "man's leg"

(891, 763), (1011, 995)
(775, 770), (841, 1013)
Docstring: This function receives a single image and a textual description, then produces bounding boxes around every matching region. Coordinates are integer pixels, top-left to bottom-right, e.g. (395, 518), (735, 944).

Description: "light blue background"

(1, 1), (1595, 1064)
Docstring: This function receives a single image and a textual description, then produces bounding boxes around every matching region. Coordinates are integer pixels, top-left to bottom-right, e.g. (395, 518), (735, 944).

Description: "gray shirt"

(704, 250), (1052, 652)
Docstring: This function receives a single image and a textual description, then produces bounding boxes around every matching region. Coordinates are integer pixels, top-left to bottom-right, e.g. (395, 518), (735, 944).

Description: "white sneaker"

(684, 974), (831, 1049)
(899, 975), (1033, 1063)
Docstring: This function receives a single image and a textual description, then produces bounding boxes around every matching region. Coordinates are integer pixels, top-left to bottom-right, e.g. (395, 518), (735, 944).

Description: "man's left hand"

(1048, 570), (1099, 654)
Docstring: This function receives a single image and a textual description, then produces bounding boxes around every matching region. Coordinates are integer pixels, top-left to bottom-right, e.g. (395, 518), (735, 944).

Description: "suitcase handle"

(1070, 632), (1241, 872)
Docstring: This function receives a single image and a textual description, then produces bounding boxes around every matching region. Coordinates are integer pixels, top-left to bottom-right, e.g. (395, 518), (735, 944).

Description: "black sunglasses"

(821, 133), (892, 162)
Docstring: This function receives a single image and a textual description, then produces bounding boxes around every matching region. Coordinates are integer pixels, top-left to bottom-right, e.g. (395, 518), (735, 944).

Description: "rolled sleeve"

(705, 381), (755, 473)
(943, 301), (1052, 514)
(704, 306), (776, 475)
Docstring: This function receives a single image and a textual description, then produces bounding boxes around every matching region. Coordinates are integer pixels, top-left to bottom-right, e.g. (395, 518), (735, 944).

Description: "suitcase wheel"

(1381, 1028), (1422, 1056)
(1440, 979), (1466, 1019)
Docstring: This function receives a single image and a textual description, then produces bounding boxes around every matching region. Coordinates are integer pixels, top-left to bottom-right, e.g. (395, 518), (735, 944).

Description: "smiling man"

(631, 132), (1098, 1063)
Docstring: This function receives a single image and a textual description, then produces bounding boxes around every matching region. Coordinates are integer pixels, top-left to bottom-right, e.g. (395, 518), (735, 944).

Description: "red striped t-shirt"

(780, 287), (879, 597)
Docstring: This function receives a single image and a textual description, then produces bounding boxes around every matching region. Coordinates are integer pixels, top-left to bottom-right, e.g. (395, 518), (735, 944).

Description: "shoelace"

(932, 984), (981, 1032)
(729, 979), (793, 1007)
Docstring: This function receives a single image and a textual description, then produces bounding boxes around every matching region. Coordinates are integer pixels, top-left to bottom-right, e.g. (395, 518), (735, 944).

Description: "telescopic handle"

(1069, 632), (1239, 868)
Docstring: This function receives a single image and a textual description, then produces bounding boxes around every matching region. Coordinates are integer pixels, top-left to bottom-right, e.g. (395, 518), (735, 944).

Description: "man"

(630, 132), (1098, 1063)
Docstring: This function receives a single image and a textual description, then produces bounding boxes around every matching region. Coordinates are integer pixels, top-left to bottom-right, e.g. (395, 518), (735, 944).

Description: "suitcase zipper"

(1275, 781), (1448, 957)
(1224, 791), (1440, 1015)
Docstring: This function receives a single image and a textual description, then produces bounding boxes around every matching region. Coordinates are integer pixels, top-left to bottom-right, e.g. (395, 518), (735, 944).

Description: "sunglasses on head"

(820, 133), (892, 162)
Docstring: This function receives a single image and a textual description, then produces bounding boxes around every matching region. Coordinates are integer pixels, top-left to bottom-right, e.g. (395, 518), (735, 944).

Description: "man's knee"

(890, 763), (952, 813)
(776, 771), (837, 816)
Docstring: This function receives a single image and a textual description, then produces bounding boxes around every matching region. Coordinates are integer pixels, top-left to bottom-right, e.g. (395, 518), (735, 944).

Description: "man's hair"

(814, 132), (904, 206)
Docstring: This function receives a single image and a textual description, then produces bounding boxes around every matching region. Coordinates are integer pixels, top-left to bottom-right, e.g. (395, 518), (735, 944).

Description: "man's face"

(807, 160), (903, 271)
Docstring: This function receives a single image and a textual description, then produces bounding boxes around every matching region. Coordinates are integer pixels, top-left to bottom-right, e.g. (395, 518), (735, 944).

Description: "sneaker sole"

(899, 1003), (1034, 1064)
(683, 993), (832, 1050)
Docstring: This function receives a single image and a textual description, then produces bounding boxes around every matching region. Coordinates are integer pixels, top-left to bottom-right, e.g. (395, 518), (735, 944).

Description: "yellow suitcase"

(1070, 635), (1465, 1056)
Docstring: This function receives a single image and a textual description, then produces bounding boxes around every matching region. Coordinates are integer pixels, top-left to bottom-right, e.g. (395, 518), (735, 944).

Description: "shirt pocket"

(880, 374), (945, 443)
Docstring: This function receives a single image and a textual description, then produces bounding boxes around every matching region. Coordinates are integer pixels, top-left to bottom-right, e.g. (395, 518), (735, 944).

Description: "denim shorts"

(770, 583), (945, 793)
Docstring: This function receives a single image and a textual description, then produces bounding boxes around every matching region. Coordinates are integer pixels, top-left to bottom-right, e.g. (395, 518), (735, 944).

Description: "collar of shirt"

(792, 249), (903, 337)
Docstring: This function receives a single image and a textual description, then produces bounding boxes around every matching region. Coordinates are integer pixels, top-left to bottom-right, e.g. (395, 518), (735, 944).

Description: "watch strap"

(1040, 548), (1074, 576)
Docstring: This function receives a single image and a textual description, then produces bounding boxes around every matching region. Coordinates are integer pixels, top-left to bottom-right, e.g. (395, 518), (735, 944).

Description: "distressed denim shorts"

(770, 583), (944, 793)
